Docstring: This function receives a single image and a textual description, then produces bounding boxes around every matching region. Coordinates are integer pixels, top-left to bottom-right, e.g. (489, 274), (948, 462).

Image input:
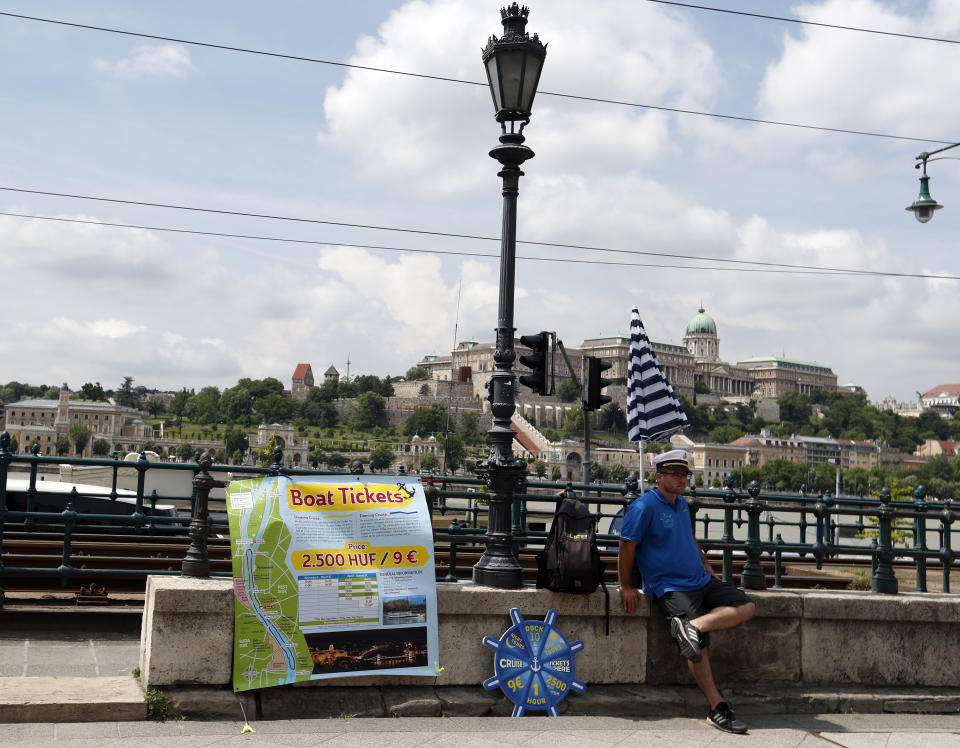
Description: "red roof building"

(291, 363), (314, 401)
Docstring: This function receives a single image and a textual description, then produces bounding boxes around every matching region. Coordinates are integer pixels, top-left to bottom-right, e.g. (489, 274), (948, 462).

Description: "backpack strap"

(600, 577), (609, 636)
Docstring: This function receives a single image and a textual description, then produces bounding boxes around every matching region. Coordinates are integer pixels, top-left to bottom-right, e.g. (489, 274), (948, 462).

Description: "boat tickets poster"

(226, 474), (440, 691)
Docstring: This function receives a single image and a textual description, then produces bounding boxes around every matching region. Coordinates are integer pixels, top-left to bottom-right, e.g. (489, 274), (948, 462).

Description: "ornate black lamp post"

(472, 4), (546, 589)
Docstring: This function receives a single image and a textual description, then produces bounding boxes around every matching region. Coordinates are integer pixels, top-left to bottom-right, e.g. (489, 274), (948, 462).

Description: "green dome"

(686, 307), (716, 335)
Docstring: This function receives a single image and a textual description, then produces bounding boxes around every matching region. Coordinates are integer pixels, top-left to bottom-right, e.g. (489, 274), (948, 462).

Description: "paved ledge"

(2, 679), (958, 723)
(0, 677), (145, 723)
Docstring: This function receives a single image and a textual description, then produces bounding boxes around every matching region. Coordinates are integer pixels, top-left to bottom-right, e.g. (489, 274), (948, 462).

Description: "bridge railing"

(0, 434), (957, 605)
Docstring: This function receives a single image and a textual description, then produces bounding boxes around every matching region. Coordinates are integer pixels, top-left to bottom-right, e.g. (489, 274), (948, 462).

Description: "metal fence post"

(940, 499), (954, 593)
(813, 489), (826, 570)
(24, 444), (40, 531)
(444, 519), (461, 583)
(773, 534), (785, 589)
(0, 432), (10, 608)
(741, 481), (766, 590)
(183, 450), (223, 578)
(798, 483), (809, 549)
(913, 484), (927, 593)
(721, 478), (736, 583)
(872, 487), (898, 594)
(57, 490), (78, 586)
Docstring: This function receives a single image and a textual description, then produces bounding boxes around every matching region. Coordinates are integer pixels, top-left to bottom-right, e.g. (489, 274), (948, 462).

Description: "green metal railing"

(1, 431), (957, 608)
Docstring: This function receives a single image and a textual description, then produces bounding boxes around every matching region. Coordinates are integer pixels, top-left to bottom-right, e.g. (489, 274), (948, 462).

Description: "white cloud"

(94, 44), (195, 78)
(699, 0), (960, 156)
(521, 173), (737, 254)
(756, 1), (960, 138)
(320, 0), (719, 194)
(0, 212), (170, 279)
(48, 318), (148, 340)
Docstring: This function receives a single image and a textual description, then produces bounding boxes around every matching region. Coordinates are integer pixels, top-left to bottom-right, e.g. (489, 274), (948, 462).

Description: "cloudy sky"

(1, 0), (958, 402)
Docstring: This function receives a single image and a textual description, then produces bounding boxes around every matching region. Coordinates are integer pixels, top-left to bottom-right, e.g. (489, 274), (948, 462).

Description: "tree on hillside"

(420, 452), (439, 472)
(54, 434), (70, 456)
(608, 463), (630, 483)
(459, 410), (482, 443)
(300, 387), (338, 427)
(353, 374), (394, 397)
(146, 397), (166, 416)
(598, 401), (626, 432)
(168, 389), (191, 426)
(177, 442), (195, 461)
(78, 382), (107, 401)
(369, 443), (396, 471)
(219, 385), (253, 423)
(186, 386), (221, 424)
(404, 402), (447, 436)
(0, 381), (51, 403)
(68, 422), (92, 456)
(116, 376), (141, 409)
(405, 366), (429, 381)
(562, 406), (584, 437)
(308, 443), (325, 468)
(442, 433), (466, 474)
(223, 428), (249, 461)
(255, 392), (293, 424)
(239, 377), (285, 401)
(777, 391), (812, 428)
(556, 377), (580, 403)
(352, 392), (387, 430)
(760, 459), (806, 491)
(327, 452), (348, 469)
(708, 424), (743, 444)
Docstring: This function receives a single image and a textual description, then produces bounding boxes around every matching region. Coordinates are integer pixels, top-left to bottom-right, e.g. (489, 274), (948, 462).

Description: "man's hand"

(620, 584), (640, 612)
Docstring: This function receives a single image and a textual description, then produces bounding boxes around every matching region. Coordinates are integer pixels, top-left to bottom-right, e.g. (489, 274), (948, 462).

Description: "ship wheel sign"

(482, 608), (586, 716)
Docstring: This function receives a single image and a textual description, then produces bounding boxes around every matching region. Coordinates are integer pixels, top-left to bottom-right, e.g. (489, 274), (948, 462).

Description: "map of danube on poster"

(226, 474), (439, 692)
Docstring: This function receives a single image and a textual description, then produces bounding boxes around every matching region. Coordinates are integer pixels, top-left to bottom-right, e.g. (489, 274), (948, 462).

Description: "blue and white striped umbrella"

(627, 306), (689, 444)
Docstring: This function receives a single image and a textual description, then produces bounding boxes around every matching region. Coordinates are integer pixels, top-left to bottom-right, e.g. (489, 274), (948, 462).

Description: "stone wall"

(140, 578), (960, 691)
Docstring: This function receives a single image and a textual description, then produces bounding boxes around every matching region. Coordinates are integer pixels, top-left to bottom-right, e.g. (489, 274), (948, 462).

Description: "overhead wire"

(0, 10), (953, 146)
(2, 209), (957, 281)
(644, 1), (960, 46)
(0, 186), (935, 277)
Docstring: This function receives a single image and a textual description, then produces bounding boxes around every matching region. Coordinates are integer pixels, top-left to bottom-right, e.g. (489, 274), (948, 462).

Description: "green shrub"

(848, 570), (871, 591)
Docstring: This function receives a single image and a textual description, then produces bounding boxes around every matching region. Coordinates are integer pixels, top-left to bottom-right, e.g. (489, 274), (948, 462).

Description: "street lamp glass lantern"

(906, 174), (943, 223)
(482, 4), (547, 124)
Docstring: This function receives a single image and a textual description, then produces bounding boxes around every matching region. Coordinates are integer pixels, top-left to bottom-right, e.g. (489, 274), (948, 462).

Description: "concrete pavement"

(1, 602), (959, 744)
(2, 713), (960, 747)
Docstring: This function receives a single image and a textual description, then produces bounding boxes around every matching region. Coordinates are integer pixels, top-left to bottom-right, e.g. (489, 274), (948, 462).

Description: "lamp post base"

(472, 460), (524, 589)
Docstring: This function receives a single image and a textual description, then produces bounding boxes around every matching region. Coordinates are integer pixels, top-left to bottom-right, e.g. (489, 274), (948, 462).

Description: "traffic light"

(584, 356), (613, 411)
(518, 331), (553, 396)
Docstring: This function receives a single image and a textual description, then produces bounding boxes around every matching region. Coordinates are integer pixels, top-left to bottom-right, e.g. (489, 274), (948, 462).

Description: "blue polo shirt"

(620, 487), (709, 598)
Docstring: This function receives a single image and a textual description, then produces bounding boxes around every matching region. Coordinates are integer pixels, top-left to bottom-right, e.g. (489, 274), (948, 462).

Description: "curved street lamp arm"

(916, 142), (960, 173)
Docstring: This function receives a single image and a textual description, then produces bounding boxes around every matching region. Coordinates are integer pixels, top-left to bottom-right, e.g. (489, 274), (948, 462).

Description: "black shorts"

(652, 577), (753, 648)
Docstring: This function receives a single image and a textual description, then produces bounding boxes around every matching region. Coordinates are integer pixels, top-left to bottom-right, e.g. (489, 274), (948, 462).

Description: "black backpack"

(536, 492), (610, 633)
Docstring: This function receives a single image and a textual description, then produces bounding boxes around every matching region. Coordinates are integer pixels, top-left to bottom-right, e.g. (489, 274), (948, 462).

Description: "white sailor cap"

(653, 449), (692, 474)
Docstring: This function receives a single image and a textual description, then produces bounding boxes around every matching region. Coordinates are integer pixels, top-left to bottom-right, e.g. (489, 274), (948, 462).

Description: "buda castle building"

(429, 308), (836, 402)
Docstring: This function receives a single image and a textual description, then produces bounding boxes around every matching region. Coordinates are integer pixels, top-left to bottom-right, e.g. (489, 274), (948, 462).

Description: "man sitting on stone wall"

(617, 449), (756, 735)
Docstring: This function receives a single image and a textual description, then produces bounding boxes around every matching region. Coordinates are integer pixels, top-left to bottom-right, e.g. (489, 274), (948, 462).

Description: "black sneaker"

(669, 616), (702, 662)
(707, 701), (748, 734)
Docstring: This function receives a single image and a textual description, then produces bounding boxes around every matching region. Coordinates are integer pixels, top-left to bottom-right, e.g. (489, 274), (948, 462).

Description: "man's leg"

(691, 601), (754, 635)
(687, 646), (722, 709)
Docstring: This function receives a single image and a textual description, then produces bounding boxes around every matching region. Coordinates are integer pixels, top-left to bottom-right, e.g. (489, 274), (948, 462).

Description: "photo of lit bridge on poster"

(482, 608), (585, 717)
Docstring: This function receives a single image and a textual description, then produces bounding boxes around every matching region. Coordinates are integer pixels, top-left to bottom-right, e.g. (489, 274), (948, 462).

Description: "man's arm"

(618, 539), (640, 612)
(695, 533), (717, 578)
